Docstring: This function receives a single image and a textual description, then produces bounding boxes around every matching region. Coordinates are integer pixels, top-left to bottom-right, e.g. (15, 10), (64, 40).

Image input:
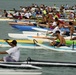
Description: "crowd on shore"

(2, 4), (76, 20)
(3, 4), (76, 40)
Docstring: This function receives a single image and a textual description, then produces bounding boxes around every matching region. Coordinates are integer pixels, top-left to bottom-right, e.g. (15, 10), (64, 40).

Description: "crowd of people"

(7, 4), (76, 46)
(2, 4), (76, 20)
(0, 4), (76, 62)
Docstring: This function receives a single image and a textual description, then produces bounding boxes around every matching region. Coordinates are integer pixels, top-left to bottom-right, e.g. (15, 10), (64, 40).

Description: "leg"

(50, 41), (56, 46)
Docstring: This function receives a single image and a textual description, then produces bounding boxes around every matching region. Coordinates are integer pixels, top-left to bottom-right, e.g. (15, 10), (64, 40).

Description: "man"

(0, 39), (20, 62)
(50, 30), (66, 47)
(47, 22), (62, 36)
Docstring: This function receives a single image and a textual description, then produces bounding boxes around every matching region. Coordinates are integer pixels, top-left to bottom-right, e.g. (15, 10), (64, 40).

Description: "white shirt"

(52, 21), (57, 26)
(52, 26), (62, 35)
(24, 12), (31, 18)
(6, 46), (20, 61)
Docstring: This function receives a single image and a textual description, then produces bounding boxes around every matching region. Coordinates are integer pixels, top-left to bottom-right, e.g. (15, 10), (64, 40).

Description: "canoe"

(8, 33), (76, 45)
(34, 42), (76, 52)
(0, 39), (43, 44)
(8, 33), (49, 39)
(0, 62), (42, 75)
(7, 32), (76, 40)
(10, 24), (49, 31)
(22, 31), (49, 35)
(0, 18), (14, 21)
(9, 21), (36, 25)
(8, 33), (51, 42)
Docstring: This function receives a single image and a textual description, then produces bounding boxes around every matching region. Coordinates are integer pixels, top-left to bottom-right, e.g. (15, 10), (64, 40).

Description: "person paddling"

(0, 39), (20, 62)
(50, 30), (66, 47)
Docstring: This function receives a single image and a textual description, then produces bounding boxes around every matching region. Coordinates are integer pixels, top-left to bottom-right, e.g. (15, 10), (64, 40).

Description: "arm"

(57, 37), (63, 47)
(0, 51), (7, 54)
(4, 39), (13, 46)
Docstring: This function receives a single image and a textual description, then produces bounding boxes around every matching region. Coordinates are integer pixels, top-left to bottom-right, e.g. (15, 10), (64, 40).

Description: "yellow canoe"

(0, 39), (43, 44)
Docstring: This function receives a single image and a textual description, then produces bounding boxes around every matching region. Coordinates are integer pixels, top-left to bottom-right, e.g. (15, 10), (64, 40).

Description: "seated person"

(0, 39), (20, 62)
(50, 30), (66, 47)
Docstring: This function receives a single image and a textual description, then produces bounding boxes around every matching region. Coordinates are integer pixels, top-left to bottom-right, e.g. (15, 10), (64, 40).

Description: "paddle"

(0, 39), (10, 47)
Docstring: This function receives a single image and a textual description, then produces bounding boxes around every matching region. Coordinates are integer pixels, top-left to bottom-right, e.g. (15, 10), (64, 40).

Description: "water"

(0, 0), (76, 10)
(0, 0), (76, 75)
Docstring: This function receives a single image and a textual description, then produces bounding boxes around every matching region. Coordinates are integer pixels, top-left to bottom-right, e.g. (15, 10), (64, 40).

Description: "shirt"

(6, 46), (20, 61)
(52, 26), (62, 35)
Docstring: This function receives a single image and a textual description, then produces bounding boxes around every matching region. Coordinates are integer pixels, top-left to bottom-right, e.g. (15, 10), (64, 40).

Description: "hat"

(11, 40), (17, 46)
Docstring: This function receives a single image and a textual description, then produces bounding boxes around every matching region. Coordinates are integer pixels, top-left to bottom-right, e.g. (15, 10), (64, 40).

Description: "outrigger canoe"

(0, 18), (14, 21)
(0, 39), (43, 44)
(10, 24), (50, 31)
(1, 57), (76, 67)
(8, 33), (49, 39)
(0, 41), (43, 49)
(34, 41), (76, 53)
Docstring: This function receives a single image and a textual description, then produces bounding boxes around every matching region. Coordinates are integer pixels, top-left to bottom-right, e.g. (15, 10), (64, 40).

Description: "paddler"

(50, 30), (66, 47)
(0, 39), (20, 62)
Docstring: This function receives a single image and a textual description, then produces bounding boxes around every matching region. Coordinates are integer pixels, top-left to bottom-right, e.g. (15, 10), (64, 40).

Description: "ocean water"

(0, 0), (76, 10)
(0, 0), (76, 75)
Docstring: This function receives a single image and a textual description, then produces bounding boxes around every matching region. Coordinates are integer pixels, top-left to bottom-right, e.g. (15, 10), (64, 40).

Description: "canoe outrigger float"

(0, 61), (42, 75)
(1, 57), (76, 68)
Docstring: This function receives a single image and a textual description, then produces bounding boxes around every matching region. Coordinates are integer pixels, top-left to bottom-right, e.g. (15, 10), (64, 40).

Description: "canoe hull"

(11, 25), (36, 31)
(11, 24), (49, 31)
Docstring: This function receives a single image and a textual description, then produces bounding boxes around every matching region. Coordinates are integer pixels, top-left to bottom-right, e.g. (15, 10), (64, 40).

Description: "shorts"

(3, 55), (16, 62)
(54, 42), (65, 46)
(65, 32), (70, 36)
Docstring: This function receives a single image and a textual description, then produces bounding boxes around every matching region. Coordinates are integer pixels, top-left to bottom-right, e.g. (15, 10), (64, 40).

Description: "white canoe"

(8, 33), (51, 39)
(8, 33), (52, 42)
(8, 33), (76, 42)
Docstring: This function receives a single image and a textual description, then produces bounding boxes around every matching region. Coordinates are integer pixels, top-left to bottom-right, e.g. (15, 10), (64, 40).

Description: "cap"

(11, 40), (17, 46)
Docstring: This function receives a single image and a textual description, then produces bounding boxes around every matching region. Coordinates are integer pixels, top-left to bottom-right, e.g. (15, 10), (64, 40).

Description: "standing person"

(0, 39), (20, 62)
(50, 30), (66, 47)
